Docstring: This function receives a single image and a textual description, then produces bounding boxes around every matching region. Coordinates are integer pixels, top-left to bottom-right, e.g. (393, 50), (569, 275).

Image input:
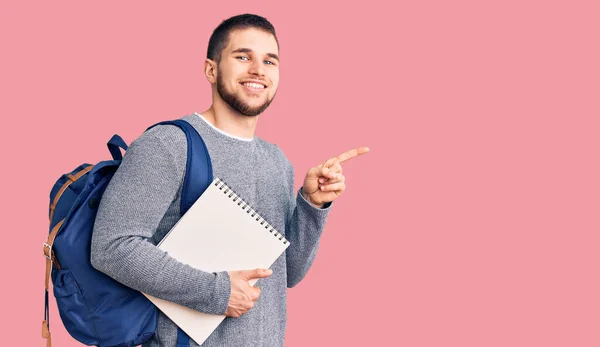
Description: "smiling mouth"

(240, 82), (267, 91)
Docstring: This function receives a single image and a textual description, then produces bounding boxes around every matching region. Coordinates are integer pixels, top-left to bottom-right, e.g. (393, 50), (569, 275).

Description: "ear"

(204, 59), (217, 84)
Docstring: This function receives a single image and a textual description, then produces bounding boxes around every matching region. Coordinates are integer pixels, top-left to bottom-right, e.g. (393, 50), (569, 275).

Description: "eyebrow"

(231, 48), (279, 61)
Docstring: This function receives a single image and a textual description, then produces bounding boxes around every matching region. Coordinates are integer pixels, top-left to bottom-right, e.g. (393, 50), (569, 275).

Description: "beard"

(216, 72), (276, 117)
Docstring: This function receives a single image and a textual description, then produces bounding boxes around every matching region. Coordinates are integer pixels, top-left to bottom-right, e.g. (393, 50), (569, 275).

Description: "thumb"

(245, 268), (273, 280)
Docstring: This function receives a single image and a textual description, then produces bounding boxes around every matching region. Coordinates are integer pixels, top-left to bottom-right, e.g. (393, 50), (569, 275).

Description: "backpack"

(42, 119), (212, 347)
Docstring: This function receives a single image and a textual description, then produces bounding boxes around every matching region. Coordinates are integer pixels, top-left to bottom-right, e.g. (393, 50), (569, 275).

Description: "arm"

(90, 128), (230, 315)
(284, 163), (333, 288)
(284, 145), (370, 288)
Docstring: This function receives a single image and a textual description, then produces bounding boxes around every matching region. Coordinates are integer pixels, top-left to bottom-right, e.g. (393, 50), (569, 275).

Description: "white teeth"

(243, 82), (265, 89)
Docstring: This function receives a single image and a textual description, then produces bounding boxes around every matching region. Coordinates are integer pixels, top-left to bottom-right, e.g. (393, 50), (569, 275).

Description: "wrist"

(302, 188), (324, 208)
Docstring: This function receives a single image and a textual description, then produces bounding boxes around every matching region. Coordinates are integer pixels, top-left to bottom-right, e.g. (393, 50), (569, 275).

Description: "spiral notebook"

(142, 177), (290, 345)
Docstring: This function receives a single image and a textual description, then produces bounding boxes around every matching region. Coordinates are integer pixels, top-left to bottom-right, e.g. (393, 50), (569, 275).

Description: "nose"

(248, 59), (265, 76)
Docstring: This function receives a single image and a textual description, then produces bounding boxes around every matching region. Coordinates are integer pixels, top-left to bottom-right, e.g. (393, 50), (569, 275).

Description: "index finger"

(334, 146), (370, 164)
(328, 147), (369, 165)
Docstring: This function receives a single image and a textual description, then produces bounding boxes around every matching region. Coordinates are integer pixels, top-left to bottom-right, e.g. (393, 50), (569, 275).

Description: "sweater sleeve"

(283, 162), (333, 288)
(90, 129), (231, 315)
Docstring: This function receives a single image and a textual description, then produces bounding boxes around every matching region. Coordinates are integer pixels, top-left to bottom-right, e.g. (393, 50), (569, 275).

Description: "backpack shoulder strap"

(147, 119), (213, 215)
(147, 119), (212, 347)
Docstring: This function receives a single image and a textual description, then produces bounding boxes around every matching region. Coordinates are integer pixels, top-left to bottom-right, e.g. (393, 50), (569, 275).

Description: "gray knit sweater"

(90, 113), (332, 346)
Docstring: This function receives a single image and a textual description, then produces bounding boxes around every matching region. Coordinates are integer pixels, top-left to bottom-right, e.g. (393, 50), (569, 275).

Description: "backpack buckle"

(43, 242), (53, 260)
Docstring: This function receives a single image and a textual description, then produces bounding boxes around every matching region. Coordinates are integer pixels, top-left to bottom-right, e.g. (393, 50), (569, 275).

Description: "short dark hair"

(207, 14), (279, 63)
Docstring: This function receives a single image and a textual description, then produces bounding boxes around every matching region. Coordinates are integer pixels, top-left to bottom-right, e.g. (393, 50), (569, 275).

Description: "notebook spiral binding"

(214, 178), (288, 245)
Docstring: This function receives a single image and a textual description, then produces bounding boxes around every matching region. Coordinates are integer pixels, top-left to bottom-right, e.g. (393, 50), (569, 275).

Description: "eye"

(264, 60), (276, 66)
(236, 56), (249, 61)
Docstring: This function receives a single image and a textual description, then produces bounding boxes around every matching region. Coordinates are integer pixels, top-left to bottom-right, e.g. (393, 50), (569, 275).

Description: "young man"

(91, 14), (368, 346)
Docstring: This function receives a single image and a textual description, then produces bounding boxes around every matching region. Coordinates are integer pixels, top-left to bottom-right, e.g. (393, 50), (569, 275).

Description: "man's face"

(215, 28), (280, 117)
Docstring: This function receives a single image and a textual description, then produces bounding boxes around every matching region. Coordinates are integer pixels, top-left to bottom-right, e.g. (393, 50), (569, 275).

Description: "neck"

(200, 98), (258, 139)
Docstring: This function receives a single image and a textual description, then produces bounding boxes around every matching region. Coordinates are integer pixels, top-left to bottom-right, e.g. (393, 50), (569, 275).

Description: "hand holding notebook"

(225, 268), (273, 318)
(142, 178), (289, 345)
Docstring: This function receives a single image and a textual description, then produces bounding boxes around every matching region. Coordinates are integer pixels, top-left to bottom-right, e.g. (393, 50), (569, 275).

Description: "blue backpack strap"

(146, 119), (213, 214)
(147, 119), (213, 347)
(176, 327), (190, 347)
(107, 134), (128, 160)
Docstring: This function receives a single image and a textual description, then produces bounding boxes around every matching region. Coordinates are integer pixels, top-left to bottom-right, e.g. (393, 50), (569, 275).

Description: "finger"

(320, 172), (344, 186)
(307, 166), (323, 181)
(318, 163), (343, 184)
(334, 146), (370, 164)
(319, 182), (346, 192)
(251, 287), (261, 301)
(319, 174), (346, 187)
(328, 162), (343, 173)
(323, 156), (338, 168)
(245, 268), (273, 280)
(316, 166), (338, 180)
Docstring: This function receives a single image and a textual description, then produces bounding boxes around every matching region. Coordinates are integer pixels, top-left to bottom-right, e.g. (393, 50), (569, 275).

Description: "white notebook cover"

(142, 177), (290, 345)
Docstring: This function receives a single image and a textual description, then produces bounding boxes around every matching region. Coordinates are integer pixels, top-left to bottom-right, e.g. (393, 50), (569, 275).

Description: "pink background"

(1, 0), (599, 346)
